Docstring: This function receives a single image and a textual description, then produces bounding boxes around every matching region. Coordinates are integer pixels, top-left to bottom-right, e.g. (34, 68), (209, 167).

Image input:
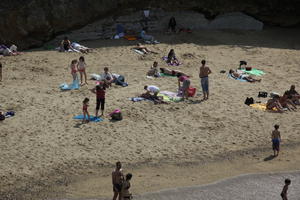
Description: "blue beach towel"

(60, 79), (80, 90)
(73, 115), (103, 122)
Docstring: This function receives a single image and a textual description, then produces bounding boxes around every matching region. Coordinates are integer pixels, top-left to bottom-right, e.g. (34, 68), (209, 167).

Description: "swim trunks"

(113, 183), (122, 192)
(272, 138), (280, 151)
(200, 76), (209, 92)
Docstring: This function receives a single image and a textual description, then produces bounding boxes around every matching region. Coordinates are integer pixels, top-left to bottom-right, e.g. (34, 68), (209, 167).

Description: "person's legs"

(83, 71), (88, 84)
(82, 111), (86, 123)
(112, 191), (118, 200)
(96, 98), (100, 117)
(100, 98), (105, 116)
(79, 72), (83, 84)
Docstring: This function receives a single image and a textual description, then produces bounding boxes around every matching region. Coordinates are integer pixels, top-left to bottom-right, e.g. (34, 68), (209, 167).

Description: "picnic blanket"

(162, 56), (182, 66)
(73, 115), (103, 122)
(241, 68), (265, 76)
(59, 79), (80, 90)
(228, 73), (247, 82)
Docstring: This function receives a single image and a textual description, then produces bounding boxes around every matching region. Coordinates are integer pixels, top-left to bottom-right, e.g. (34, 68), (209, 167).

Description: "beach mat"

(159, 73), (176, 77)
(250, 103), (277, 111)
(59, 79), (80, 90)
(158, 91), (182, 102)
(241, 68), (265, 76)
(73, 115), (103, 122)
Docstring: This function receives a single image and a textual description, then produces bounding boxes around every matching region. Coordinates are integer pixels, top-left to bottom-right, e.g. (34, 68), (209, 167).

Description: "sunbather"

(266, 95), (284, 112)
(279, 91), (297, 111)
(71, 42), (91, 53)
(133, 43), (157, 54)
(167, 49), (180, 65)
(140, 27), (155, 42)
(139, 93), (167, 104)
(159, 67), (187, 76)
(288, 85), (300, 105)
(229, 69), (261, 82)
(147, 62), (160, 77)
(0, 45), (19, 56)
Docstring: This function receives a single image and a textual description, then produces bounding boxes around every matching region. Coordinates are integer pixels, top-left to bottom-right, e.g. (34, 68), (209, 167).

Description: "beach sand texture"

(0, 27), (300, 199)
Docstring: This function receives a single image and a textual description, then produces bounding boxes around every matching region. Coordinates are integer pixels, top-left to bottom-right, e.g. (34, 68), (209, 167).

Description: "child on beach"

(122, 173), (133, 200)
(82, 98), (90, 123)
(0, 62), (2, 81)
(167, 49), (179, 65)
(70, 59), (78, 81)
(271, 124), (281, 157)
(177, 73), (190, 100)
(91, 83), (106, 117)
(77, 56), (88, 85)
(147, 61), (160, 77)
(281, 178), (291, 200)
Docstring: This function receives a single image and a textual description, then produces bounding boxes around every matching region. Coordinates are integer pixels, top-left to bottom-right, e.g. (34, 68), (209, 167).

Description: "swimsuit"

(83, 104), (88, 112)
(200, 76), (209, 92)
(272, 138), (280, 151)
(113, 183), (122, 192)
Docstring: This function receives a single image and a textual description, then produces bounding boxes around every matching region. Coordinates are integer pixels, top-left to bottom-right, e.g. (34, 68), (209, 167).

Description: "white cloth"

(147, 85), (160, 93)
(112, 73), (120, 79)
(101, 72), (113, 80)
(10, 45), (17, 52)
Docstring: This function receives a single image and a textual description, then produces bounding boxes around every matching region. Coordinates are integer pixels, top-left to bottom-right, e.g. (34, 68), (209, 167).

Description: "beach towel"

(228, 73), (247, 82)
(158, 91), (183, 102)
(162, 56), (182, 66)
(241, 68), (265, 76)
(59, 79), (80, 90)
(133, 49), (145, 55)
(130, 97), (147, 102)
(159, 73), (176, 77)
(90, 73), (102, 81)
(124, 35), (138, 41)
(73, 115), (103, 122)
(250, 103), (278, 111)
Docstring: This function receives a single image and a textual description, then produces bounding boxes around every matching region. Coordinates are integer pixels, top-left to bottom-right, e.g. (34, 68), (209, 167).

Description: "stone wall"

(0, 0), (299, 49)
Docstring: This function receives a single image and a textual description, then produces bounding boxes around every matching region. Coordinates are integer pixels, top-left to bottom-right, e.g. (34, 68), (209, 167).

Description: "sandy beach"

(0, 27), (300, 199)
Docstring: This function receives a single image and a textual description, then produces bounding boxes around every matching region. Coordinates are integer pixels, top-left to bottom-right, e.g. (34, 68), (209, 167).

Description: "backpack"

(111, 112), (123, 121)
(245, 97), (254, 106)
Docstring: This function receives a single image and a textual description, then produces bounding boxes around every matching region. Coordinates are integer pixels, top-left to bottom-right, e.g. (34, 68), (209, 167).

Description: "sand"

(0, 27), (300, 199)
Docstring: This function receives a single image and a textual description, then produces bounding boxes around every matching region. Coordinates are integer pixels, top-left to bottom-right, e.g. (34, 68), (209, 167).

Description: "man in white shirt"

(144, 85), (160, 97)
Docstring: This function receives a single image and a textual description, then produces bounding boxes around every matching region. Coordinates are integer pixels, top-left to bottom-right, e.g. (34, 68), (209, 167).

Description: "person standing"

(271, 124), (281, 157)
(91, 83), (106, 117)
(281, 179), (291, 200)
(122, 173), (133, 200)
(199, 60), (212, 100)
(0, 62), (2, 81)
(112, 161), (124, 200)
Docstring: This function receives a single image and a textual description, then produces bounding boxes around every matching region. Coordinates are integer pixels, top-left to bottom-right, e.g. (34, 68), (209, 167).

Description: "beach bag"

(240, 61), (247, 66)
(245, 97), (254, 106)
(110, 109), (123, 121)
(188, 87), (196, 97)
(258, 91), (268, 98)
(0, 113), (5, 121)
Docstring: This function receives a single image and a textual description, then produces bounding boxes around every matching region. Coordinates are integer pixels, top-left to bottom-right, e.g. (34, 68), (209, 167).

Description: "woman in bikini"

(160, 67), (187, 76)
(229, 69), (261, 82)
(77, 56), (88, 85)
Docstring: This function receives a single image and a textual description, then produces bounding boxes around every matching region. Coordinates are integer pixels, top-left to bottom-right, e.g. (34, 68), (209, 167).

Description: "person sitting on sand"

(167, 49), (179, 65)
(271, 124), (281, 157)
(122, 173), (133, 200)
(229, 69), (261, 83)
(288, 85), (300, 105)
(147, 61), (160, 77)
(112, 73), (128, 87)
(160, 67), (187, 77)
(60, 37), (71, 52)
(91, 83), (106, 117)
(281, 178), (291, 200)
(112, 161), (124, 200)
(266, 95), (284, 112)
(177, 73), (190, 100)
(82, 98), (90, 123)
(279, 91), (297, 111)
(77, 56), (88, 85)
(101, 67), (113, 87)
(144, 85), (160, 97)
(140, 27), (155, 42)
(70, 59), (78, 81)
(133, 43), (157, 54)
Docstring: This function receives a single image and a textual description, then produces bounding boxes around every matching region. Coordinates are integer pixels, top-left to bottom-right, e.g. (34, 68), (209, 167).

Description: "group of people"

(266, 85), (299, 112)
(112, 161), (133, 200)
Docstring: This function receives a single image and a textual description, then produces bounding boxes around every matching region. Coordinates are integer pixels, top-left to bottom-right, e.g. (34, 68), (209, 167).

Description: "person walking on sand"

(199, 60), (211, 100)
(77, 56), (88, 85)
(271, 124), (281, 157)
(91, 83), (106, 117)
(281, 179), (291, 200)
(82, 98), (90, 123)
(112, 161), (124, 200)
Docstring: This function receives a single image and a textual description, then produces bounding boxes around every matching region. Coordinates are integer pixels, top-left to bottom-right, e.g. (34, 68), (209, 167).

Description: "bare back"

(112, 169), (123, 185)
(272, 130), (281, 140)
(199, 66), (211, 78)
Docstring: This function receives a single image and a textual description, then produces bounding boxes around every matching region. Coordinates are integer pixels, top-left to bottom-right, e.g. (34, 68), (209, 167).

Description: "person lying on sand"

(133, 43), (157, 54)
(160, 67), (187, 77)
(147, 61), (160, 77)
(279, 91), (297, 111)
(71, 42), (91, 53)
(167, 49), (180, 65)
(288, 85), (300, 105)
(229, 69), (261, 82)
(139, 92), (168, 104)
(266, 95), (284, 112)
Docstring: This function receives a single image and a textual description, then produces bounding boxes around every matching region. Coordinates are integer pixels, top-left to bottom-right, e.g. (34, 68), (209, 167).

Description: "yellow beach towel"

(250, 103), (277, 111)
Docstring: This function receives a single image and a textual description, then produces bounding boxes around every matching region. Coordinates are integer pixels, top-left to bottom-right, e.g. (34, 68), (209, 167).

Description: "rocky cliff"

(0, 0), (300, 49)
